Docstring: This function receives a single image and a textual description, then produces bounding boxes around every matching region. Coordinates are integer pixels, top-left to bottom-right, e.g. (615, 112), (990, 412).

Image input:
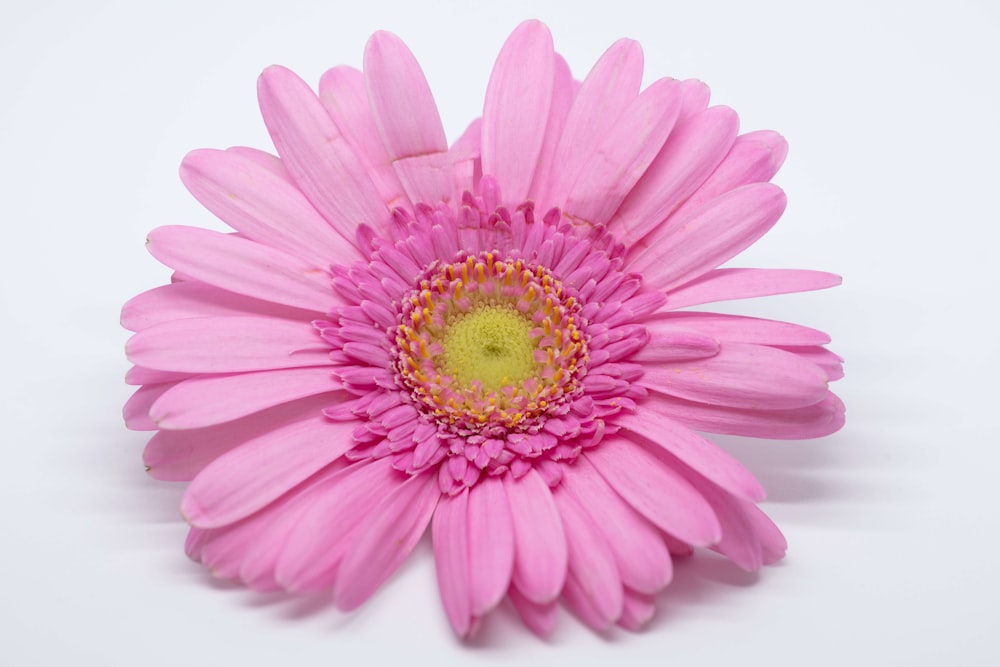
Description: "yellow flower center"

(441, 303), (535, 393)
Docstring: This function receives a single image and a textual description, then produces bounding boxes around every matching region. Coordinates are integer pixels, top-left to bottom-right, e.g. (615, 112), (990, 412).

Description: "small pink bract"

(123, 20), (844, 637)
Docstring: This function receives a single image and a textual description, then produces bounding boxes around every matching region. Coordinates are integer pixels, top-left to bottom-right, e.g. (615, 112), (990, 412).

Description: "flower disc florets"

(394, 253), (588, 436)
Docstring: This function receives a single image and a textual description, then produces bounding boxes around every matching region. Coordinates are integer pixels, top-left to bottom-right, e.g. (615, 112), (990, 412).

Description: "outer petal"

(640, 342), (829, 410)
(432, 488), (472, 637)
(665, 268), (842, 310)
(335, 471), (440, 611)
(584, 437), (722, 546)
(465, 476), (516, 616)
(181, 415), (355, 528)
(503, 469), (568, 604)
(124, 382), (177, 431)
(509, 585), (558, 638)
(150, 366), (341, 429)
(527, 54), (574, 203)
(650, 312), (831, 346)
(258, 65), (390, 238)
(145, 226), (333, 314)
(481, 20), (555, 205)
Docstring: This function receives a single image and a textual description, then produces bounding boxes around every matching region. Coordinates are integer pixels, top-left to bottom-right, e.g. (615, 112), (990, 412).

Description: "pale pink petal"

(124, 382), (177, 431)
(648, 391), (846, 439)
(742, 502), (788, 564)
(777, 345), (845, 381)
(632, 183), (787, 291)
(536, 38), (644, 209)
(318, 65), (407, 209)
(143, 393), (343, 481)
(364, 31), (453, 204)
(527, 54), (573, 203)
(665, 268), (842, 310)
(449, 118), (482, 196)
(224, 146), (287, 176)
(686, 474), (764, 571)
(431, 488), (472, 637)
(181, 416), (356, 528)
(562, 456), (673, 595)
(563, 78), (682, 227)
(642, 342), (829, 410)
(467, 476), (515, 616)
(630, 327), (719, 363)
(508, 585), (558, 637)
(677, 79), (710, 122)
(502, 469), (568, 604)
(276, 458), (398, 592)
(615, 405), (765, 502)
(150, 366), (340, 430)
(669, 129), (788, 222)
(124, 366), (191, 386)
(651, 312), (831, 346)
(258, 65), (390, 237)
(145, 226), (333, 313)
(617, 589), (657, 631)
(126, 316), (329, 373)
(179, 148), (361, 265)
(335, 471), (440, 611)
(553, 488), (623, 631)
(612, 105), (739, 246)
(584, 437), (721, 546)
(121, 281), (316, 333)
(481, 20), (554, 204)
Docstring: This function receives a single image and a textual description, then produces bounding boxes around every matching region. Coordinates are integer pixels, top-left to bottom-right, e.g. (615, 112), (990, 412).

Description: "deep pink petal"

(553, 488), (623, 631)
(143, 393), (343, 482)
(503, 469), (568, 604)
(481, 20), (555, 204)
(647, 391), (846, 439)
(150, 366), (341, 430)
(258, 65), (390, 237)
(335, 471), (440, 611)
(642, 342), (829, 410)
(509, 585), (558, 637)
(145, 226), (333, 313)
(179, 148), (361, 265)
(467, 475), (515, 616)
(616, 404), (765, 502)
(126, 316), (329, 373)
(432, 488), (472, 637)
(612, 105), (739, 246)
(665, 268), (842, 310)
(181, 415), (356, 528)
(632, 183), (787, 291)
(563, 78), (682, 227)
(562, 456), (673, 595)
(584, 437), (722, 546)
(651, 312), (831, 346)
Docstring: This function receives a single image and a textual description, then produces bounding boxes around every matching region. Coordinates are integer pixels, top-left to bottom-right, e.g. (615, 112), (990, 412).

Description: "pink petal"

(669, 129), (788, 222)
(584, 437), (722, 546)
(481, 20), (554, 204)
(364, 31), (452, 204)
(125, 366), (191, 386)
(527, 54), (574, 203)
(150, 366), (341, 430)
(467, 475), (515, 616)
(617, 589), (657, 631)
(632, 183), (787, 292)
(124, 382), (177, 431)
(562, 456), (673, 595)
(616, 405), (765, 502)
(648, 391), (846, 439)
(126, 316), (329, 373)
(335, 471), (440, 611)
(563, 77), (682, 227)
(179, 148), (361, 266)
(449, 118), (482, 195)
(121, 281), (316, 333)
(742, 502), (788, 564)
(318, 65), (407, 209)
(143, 393), (343, 482)
(145, 226), (333, 313)
(553, 488), (623, 631)
(508, 585), (558, 637)
(665, 268), (842, 310)
(651, 312), (831, 346)
(431, 488), (472, 637)
(536, 38), (644, 209)
(777, 345), (845, 381)
(181, 415), (356, 528)
(612, 105), (739, 246)
(631, 327), (720, 363)
(258, 65), (390, 238)
(642, 342), (829, 410)
(275, 458), (399, 592)
(502, 469), (568, 604)
(686, 474), (764, 571)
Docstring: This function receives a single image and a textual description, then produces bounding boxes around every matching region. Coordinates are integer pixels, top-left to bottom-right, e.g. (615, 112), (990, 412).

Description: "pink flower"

(123, 20), (844, 637)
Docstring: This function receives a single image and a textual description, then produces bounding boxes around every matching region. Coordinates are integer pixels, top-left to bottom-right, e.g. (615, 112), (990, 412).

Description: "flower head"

(123, 20), (844, 637)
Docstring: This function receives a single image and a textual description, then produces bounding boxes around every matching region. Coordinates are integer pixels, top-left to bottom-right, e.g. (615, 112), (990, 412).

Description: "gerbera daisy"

(122, 20), (844, 637)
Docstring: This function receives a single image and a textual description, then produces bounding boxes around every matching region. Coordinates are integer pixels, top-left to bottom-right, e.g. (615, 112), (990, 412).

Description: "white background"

(2, 0), (997, 664)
